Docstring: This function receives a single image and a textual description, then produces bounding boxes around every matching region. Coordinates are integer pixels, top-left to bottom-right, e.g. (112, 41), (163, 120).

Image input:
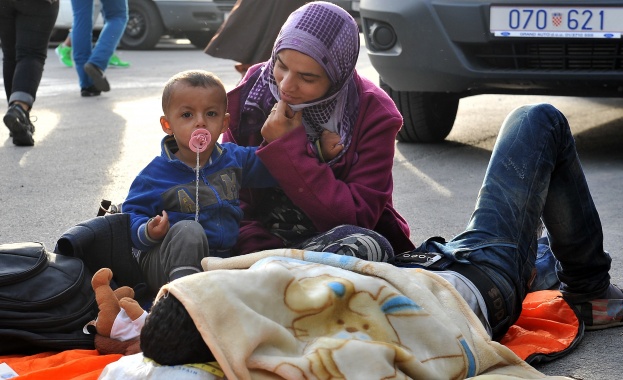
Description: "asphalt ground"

(1, 37), (622, 379)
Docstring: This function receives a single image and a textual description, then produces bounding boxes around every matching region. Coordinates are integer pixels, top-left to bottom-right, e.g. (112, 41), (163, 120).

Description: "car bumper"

(156, 0), (234, 32)
(360, 0), (623, 96)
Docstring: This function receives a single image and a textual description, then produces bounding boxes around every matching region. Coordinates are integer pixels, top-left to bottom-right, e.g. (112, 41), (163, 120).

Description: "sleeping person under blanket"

(140, 293), (216, 366)
(113, 250), (574, 380)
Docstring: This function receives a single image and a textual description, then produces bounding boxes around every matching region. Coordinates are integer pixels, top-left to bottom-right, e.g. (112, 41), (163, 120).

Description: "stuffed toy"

(90, 268), (147, 355)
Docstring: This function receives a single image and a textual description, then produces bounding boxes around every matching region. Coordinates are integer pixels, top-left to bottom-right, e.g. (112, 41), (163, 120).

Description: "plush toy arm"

(120, 298), (146, 321)
(114, 286), (135, 300)
(109, 297), (148, 341)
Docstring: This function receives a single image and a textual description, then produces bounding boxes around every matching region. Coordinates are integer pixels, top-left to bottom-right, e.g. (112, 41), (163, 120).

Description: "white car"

(52, 0), (236, 50)
(54, 0), (104, 31)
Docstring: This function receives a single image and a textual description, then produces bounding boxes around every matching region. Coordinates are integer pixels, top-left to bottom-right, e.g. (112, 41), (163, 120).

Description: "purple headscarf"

(242, 1), (360, 163)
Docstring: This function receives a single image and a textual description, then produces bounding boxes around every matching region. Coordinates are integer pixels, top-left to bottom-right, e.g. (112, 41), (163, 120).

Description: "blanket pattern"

(150, 249), (572, 379)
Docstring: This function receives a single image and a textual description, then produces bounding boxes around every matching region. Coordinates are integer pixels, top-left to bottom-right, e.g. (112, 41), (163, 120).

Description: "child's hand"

(147, 210), (170, 240)
(319, 130), (343, 162)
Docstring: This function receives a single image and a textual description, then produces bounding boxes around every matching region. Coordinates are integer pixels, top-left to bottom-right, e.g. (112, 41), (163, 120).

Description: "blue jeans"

(416, 103), (612, 337)
(71, 0), (128, 89)
(0, 0), (59, 106)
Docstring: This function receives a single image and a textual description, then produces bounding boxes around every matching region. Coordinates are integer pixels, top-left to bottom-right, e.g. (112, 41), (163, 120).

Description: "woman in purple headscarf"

(223, 1), (414, 261)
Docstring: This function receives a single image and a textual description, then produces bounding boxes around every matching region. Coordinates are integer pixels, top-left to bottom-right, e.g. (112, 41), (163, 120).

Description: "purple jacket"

(224, 65), (415, 255)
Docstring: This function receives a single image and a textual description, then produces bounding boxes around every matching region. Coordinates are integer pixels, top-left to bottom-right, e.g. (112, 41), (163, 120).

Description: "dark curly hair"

(140, 292), (215, 365)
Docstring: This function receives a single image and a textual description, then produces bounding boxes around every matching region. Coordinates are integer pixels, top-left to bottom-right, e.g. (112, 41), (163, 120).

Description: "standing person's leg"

(55, 31), (74, 68)
(1, 0), (58, 146)
(0, 0), (18, 101)
(83, 0), (128, 89)
(71, 0), (96, 91)
(8, 0), (59, 107)
(91, 0), (130, 67)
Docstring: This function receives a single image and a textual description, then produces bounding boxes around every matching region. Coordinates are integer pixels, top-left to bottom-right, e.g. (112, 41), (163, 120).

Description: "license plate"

(490, 6), (623, 38)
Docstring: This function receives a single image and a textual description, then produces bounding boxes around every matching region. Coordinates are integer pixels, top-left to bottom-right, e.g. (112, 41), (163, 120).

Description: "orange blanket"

(501, 290), (582, 364)
(0, 350), (121, 380)
(0, 290), (580, 379)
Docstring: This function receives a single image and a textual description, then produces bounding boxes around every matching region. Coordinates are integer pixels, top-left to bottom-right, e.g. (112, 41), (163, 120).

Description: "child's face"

(160, 82), (229, 160)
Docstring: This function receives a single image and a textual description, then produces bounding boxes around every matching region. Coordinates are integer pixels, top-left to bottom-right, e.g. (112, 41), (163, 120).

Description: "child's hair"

(140, 292), (215, 366)
(161, 70), (227, 114)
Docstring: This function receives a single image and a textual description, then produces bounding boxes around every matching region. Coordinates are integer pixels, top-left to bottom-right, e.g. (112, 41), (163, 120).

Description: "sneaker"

(571, 284), (623, 330)
(84, 62), (110, 92)
(108, 54), (130, 67)
(3, 103), (35, 146)
(55, 44), (73, 68)
(81, 85), (102, 97)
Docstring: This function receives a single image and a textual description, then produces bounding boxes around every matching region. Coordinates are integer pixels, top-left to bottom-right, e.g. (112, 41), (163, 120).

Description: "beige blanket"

(159, 249), (571, 380)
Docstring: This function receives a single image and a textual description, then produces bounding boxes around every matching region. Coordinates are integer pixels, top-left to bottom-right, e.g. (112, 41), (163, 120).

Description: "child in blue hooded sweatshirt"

(122, 70), (277, 295)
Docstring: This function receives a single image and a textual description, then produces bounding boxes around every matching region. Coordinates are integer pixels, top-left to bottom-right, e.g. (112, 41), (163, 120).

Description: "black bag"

(55, 212), (144, 288)
(0, 242), (97, 354)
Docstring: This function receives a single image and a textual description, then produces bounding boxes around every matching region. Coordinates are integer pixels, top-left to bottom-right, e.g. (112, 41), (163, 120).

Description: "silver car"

(359, 0), (623, 142)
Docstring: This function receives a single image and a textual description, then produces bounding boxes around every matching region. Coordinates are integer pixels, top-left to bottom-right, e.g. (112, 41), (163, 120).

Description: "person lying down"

(140, 293), (215, 366)
(100, 249), (573, 380)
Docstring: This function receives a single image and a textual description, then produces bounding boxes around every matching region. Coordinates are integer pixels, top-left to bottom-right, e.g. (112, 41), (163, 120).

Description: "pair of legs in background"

(71, 0), (128, 96)
(0, 0), (59, 146)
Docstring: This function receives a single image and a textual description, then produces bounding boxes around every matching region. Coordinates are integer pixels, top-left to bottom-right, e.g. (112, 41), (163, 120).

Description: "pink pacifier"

(189, 128), (211, 153)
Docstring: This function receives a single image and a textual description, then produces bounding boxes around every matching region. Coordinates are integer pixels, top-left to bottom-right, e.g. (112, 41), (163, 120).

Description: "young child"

(122, 70), (278, 295)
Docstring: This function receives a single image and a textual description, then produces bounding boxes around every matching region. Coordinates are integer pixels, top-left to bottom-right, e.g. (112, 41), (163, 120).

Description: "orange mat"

(501, 290), (582, 363)
(0, 350), (121, 380)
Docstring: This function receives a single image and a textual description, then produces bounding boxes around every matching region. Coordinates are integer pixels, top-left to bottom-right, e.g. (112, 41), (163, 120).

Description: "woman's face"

(273, 49), (332, 105)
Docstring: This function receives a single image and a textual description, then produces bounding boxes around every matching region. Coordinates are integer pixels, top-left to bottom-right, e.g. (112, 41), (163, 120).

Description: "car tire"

(381, 80), (460, 143)
(185, 31), (216, 50)
(119, 0), (164, 50)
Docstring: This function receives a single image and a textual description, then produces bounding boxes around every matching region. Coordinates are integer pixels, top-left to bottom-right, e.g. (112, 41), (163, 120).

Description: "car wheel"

(380, 80), (460, 143)
(119, 0), (164, 50)
(185, 31), (216, 50)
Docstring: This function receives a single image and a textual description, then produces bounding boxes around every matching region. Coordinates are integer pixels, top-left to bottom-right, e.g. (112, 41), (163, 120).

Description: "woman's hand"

(147, 210), (169, 241)
(261, 100), (303, 143)
(319, 130), (343, 162)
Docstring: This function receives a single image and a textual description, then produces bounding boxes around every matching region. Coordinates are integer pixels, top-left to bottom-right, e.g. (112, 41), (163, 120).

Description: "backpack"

(55, 211), (144, 289)
(0, 242), (98, 354)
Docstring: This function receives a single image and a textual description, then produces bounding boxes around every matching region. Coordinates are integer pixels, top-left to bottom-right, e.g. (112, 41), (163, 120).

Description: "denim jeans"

(0, 0), (59, 106)
(416, 103), (612, 336)
(71, 0), (128, 89)
(532, 239), (561, 291)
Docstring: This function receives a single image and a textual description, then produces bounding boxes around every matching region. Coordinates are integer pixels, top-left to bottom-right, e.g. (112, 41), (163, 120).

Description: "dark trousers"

(0, 0), (59, 106)
(139, 221), (210, 295)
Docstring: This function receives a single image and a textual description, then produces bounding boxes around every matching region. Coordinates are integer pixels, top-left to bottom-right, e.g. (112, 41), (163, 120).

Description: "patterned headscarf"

(241, 1), (360, 163)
